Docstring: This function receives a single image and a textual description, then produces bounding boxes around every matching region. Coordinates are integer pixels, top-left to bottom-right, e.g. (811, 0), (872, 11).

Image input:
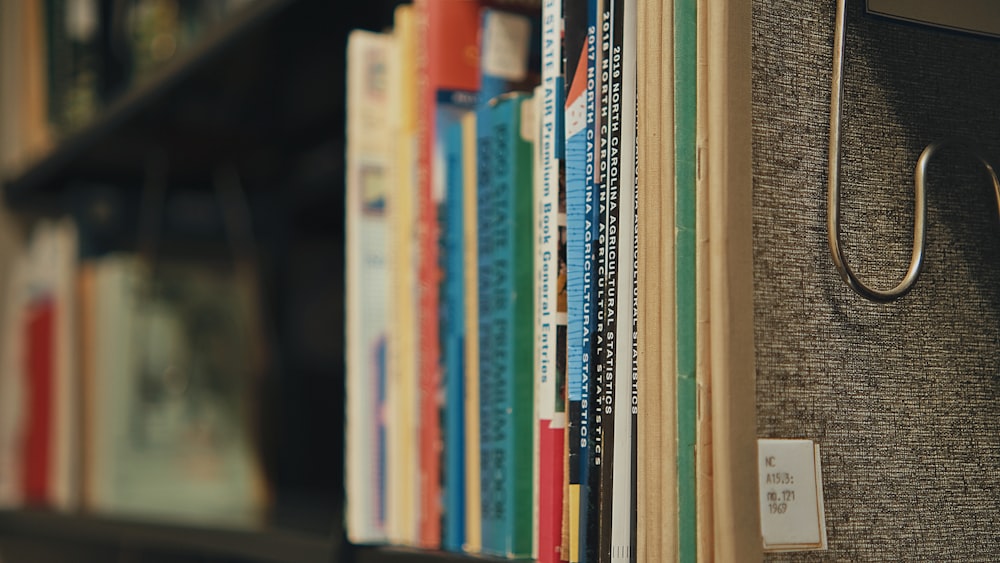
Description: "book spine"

(443, 119), (468, 552)
(461, 110), (483, 554)
(23, 297), (54, 505)
(628, 124), (639, 563)
(53, 219), (79, 512)
(0, 256), (27, 507)
(386, 5), (420, 546)
(562, 0), (590, 558)
(479, 94), (536, 560)
(538, 0), (567, 561)
(414, 3), (439, 547)
(609, 0), (638, 559)
(344, 30), (392, 544)
(507, 94), (537, 559)
(674, 0), (698, 559)
(533, 83), (544, 562)
(415, 1), (481, 548)
(477, 101), (501, 554)
(595, 0), (625, 557)
(580, 1), (602, 560)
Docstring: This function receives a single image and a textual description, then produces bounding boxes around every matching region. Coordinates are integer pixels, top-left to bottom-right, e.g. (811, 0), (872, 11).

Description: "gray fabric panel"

(753, 0), (1000, 560)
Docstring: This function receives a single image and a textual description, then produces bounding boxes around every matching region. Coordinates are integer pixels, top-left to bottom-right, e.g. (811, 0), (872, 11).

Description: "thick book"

(385, 4), (421, 547)
(477, 92), (537, 559)
(700, 0), (756, 559)
(413, 0), (481, 548)
(635, 0), (676, 559)
(344, 28), (394, 545)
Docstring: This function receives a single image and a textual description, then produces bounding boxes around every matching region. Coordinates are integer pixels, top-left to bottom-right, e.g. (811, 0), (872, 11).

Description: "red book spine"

(540, 422), (566, 562)
(414, 0), (481, 549)
(23, 299), (54, 505)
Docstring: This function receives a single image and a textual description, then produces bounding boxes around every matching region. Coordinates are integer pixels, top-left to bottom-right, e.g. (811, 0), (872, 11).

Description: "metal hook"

(827, 0), (1000, 302)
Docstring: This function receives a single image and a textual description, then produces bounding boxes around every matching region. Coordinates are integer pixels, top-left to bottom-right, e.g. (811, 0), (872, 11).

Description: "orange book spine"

(414, 0), (481, 549)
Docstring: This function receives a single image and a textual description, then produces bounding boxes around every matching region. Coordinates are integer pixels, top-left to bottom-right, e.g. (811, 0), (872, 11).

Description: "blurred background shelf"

(2, 0), (404, 208)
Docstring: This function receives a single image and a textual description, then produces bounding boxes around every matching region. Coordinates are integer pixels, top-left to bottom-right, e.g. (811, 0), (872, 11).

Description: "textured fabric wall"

(753, 1), (1000, 560)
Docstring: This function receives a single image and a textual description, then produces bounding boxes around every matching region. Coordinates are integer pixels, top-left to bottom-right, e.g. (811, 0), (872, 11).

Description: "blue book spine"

(579, 0), (601, 560)
(563, 0), (592, 558)
(476, 100), (502, 554)
(443, 118), (467, 552)
(435, 86), (476, 549)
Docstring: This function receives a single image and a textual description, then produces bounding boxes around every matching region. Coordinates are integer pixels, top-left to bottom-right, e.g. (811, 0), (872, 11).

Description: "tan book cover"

(460, 109), (482, 554)
(702, 0), (759, 560)
(635, 0), (676, 560)
(386, 4), (421, 547)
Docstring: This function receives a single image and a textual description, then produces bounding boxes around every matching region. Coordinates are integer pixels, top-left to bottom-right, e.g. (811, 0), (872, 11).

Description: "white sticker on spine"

(757, 439), (828, 552)
(482, 11), (531, 82)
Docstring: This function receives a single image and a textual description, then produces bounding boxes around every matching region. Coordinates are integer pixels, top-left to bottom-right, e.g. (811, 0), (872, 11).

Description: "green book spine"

(480, 92), (536, 559)
(674, 0), (698, 560)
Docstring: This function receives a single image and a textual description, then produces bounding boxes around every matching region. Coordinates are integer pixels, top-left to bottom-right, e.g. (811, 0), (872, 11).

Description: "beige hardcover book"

(635, 0), (675, 560)
(46, 219), (80, 512)
(0, 254), (29, 508)
(386, 4), (421, 547)
(701, 0), (759, 560)
(77, 260), (97, 510)
(345, 28), (394, 544)
(460, 109), (482, 554)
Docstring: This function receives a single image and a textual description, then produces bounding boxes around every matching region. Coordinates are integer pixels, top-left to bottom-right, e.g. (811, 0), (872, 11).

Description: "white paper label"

(757, 439), (828, 552)
(482, 11), (532, 82)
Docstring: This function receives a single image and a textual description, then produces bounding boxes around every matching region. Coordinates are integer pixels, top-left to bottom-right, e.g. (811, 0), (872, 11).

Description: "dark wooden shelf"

(0, 509), (337, 563)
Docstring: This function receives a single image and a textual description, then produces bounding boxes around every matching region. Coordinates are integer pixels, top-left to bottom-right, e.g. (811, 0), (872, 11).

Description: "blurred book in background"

(0, 219), (269, 529)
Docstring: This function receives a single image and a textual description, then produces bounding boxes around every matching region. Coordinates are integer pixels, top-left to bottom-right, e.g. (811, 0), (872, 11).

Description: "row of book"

(0, 220), (267, 528)
(343, 0), (644, 561)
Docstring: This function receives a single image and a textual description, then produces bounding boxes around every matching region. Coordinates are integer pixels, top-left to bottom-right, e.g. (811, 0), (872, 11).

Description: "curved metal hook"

(828, 0), (923, 302)
(827, 0), (1000, 302)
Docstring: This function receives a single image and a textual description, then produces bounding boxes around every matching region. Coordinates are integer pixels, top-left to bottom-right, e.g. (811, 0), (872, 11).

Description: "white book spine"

(611, 0), (638, 559)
